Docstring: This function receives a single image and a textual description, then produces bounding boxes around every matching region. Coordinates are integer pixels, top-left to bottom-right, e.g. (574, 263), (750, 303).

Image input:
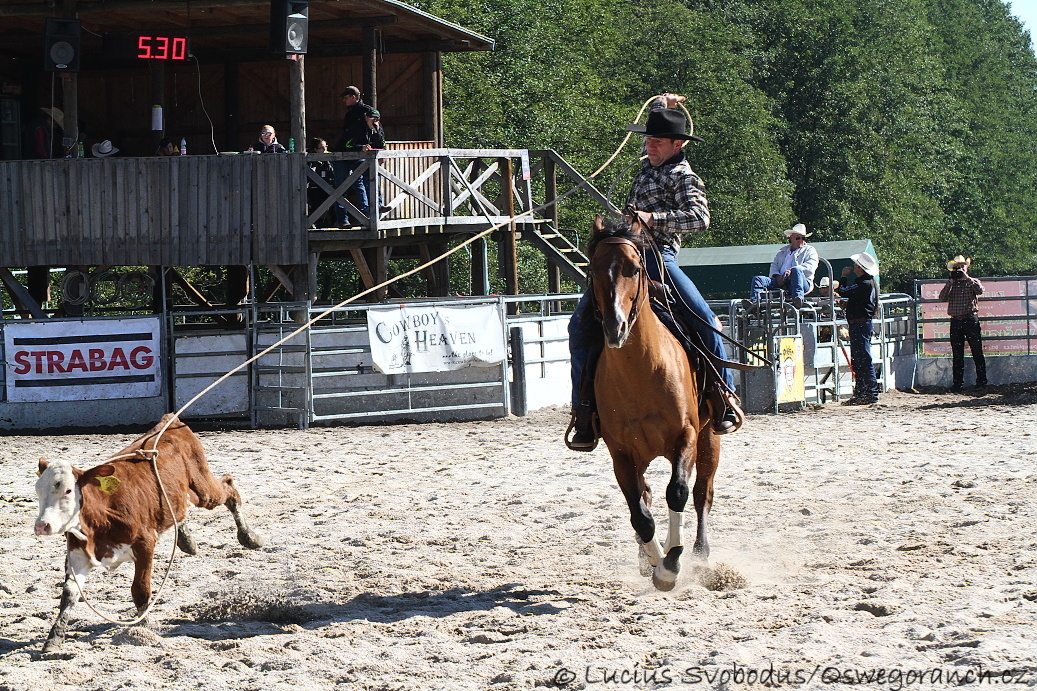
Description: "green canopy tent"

(677, 239), (878, 300)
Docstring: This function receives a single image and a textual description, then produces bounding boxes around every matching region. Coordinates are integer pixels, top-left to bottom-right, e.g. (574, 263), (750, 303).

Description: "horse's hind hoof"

(637, 545), (654, 577)
(237, 528), (264, 549)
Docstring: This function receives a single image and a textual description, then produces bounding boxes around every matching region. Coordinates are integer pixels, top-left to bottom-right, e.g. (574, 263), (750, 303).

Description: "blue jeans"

(332, 160), (369, 223)
(569, 244), (733, 406)
(848, 320), (879, 398)
(750, 268), (811, 301)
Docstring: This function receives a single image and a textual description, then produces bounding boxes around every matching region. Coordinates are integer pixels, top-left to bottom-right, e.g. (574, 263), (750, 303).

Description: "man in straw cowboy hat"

(939, 255), (987, 392)
(744, 222), (819, 309)
(834, 252), (881, 405)
(567, 94), (744, 450)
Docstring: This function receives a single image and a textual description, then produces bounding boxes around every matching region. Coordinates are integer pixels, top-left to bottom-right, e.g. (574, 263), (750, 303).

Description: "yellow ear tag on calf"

(97, 476), (121, 495)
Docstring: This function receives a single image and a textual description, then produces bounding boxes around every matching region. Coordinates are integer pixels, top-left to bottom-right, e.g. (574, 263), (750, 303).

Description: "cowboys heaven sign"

(367, 303), (506, 375)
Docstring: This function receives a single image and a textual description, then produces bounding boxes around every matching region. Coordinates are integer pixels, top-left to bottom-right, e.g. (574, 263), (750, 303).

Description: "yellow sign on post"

(776, 335), (805, 403)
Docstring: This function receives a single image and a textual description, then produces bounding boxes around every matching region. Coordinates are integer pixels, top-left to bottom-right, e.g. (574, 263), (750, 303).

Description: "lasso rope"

(68, 94), (686, 626)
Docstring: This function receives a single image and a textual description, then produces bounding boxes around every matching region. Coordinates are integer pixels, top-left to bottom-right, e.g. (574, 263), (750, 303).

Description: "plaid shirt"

(626, 152), (710, 251)
(938, 275), (984, 318)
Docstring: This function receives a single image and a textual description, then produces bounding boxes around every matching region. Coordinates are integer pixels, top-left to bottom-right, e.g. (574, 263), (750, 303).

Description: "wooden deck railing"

(0, 147), (615, 268)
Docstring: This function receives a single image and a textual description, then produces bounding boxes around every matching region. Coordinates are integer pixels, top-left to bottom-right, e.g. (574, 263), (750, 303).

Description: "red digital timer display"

(136, 35), (189, 60)
(103, 33), (190, 61)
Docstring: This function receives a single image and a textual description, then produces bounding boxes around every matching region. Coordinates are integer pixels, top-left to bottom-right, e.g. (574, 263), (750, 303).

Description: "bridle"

(590, 236), (648, 328)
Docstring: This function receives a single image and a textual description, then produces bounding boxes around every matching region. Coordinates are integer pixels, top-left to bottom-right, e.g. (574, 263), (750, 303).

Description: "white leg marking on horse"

(663, 509), (684, 554)
(641, 537), (664, 567)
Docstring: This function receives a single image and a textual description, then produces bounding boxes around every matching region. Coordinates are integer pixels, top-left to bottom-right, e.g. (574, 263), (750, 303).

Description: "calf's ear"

(38, 458), (49, 476)
(89, 464), (116, 479)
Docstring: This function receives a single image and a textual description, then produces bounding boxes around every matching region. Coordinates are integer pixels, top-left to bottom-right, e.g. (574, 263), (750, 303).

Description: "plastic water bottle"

(288, 137), (295, 153)
(180, 137), (187, 156)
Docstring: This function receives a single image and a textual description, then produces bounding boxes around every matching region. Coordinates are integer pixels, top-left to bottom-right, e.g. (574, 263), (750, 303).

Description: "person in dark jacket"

(835, 252), (880, 405)
(332, 85), (376, 223)
(306, 137), (335, 228)
(251, 125), (288, 153)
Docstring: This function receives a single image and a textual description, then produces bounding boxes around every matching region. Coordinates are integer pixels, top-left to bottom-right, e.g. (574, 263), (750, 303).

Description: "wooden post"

(500, 157), (519, 313)
(374, 245), (388, 301)
(363, 27), (377, 108)
(472, 236), (489, 295)
(544, 156), (561, 295)
(289, 54), (305, 151)
(59, 0), (77, 151)
(423, 51), (442, 145)
(225, 265), (249, 324)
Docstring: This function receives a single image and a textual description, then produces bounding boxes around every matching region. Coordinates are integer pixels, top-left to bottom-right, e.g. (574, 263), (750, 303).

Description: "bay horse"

(588, 215), (720, 590)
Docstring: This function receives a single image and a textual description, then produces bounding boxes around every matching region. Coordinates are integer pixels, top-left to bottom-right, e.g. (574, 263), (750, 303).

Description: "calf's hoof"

(41, 639), (63, 655)
(237, 527), (264, 549)
(176, 525), (199, 556)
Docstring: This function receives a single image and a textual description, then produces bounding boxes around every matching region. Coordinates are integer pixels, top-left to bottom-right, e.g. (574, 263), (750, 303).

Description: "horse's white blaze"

(663, 509), (684, 554)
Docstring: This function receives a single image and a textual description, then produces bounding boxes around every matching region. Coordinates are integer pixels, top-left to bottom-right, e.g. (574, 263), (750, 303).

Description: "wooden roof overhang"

(0, 0), (494, 64)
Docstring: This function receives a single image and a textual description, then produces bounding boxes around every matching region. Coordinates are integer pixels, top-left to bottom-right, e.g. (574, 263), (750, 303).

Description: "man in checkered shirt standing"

(567, 94), (743, 450)
(939, 255), (987, 392)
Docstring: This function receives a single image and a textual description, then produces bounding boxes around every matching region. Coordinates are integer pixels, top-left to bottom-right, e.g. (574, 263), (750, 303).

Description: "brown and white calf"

(34, 413), (263, 653)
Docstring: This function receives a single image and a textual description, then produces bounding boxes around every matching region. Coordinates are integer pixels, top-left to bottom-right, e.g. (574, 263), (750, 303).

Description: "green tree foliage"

(925, 0), (1037, 279)
(416, 0), (1037, 291)
(748, 0), (965, 285)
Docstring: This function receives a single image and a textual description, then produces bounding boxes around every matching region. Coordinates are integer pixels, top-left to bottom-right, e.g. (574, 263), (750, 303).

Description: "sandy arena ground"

(1, 386), (1036, 690)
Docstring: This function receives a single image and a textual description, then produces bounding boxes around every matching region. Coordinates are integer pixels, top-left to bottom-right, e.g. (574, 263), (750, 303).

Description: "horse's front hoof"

(652, 571), (677, 591)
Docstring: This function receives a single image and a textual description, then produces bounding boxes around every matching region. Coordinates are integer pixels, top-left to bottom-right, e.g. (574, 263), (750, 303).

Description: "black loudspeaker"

(44, 18), (81, 72)
(270, 0), (308, 54)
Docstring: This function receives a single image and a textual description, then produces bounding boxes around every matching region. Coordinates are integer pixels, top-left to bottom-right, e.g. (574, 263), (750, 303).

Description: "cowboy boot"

(566, 337), (603, 451)
(566, 401), (599, 451)
(713, 390), (745, 435)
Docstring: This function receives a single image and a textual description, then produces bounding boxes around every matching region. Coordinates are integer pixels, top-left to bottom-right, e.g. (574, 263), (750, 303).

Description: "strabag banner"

(367, 303), (506, 375)
(4, 318), (162, 402)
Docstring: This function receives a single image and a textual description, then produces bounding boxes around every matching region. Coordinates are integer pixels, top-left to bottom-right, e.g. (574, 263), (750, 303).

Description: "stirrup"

(564, 409), (600, 452)
(713, 391), (744, 435)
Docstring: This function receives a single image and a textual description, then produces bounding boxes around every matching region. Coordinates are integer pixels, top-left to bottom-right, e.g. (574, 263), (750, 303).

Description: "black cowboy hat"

(625, 108), (704, 142)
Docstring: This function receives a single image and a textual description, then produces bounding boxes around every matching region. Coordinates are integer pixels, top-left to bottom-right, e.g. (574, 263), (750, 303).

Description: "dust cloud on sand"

(1, 386), (1036, 689)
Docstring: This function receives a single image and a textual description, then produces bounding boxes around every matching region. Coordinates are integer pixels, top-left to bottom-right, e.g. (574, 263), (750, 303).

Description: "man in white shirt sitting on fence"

(745, 223), (819, 309)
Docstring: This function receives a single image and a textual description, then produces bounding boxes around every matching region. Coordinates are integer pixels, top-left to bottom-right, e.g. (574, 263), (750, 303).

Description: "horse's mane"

(587, 217), (648, 256)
